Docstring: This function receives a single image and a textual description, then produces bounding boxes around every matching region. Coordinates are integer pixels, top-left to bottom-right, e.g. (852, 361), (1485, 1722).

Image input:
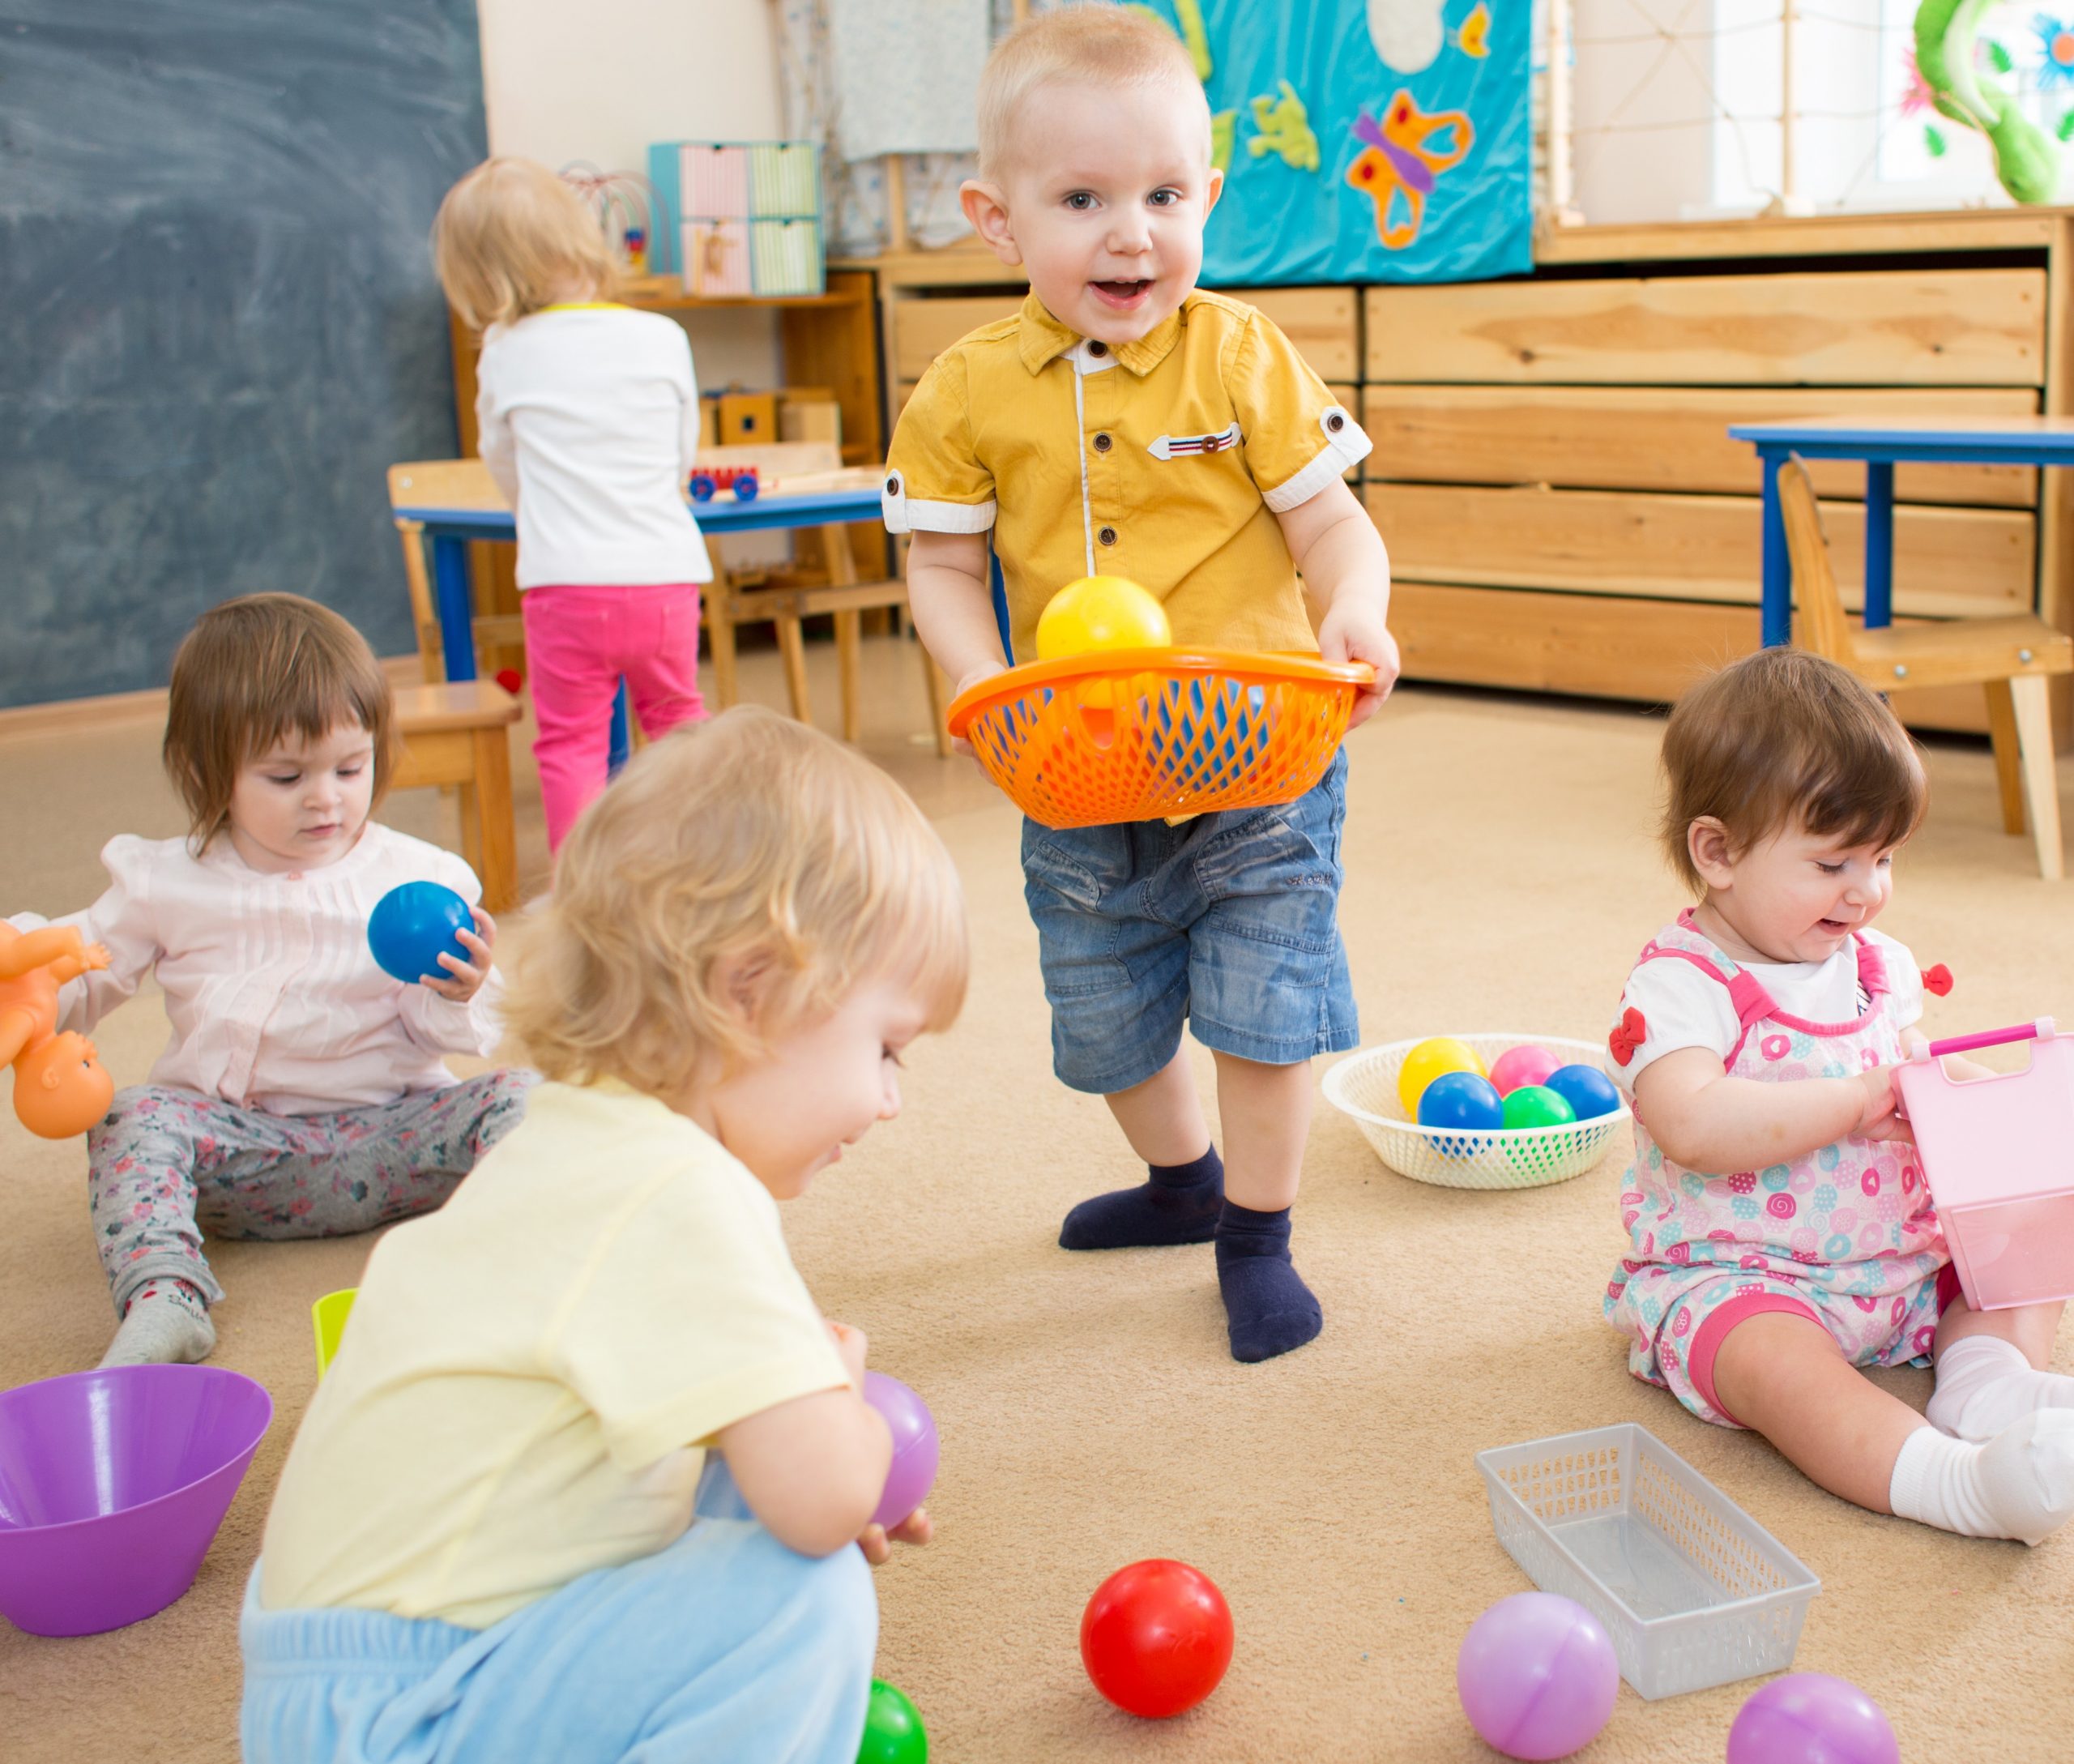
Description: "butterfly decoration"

(1345, 92), (1475, 249)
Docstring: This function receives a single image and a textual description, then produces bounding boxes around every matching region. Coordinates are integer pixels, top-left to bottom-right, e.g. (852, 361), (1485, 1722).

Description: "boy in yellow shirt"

(887, 9), (1397, 1362)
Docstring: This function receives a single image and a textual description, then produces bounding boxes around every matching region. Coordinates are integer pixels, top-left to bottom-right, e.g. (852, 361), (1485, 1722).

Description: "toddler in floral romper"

(8, 596), (533, 1367)
(1606, 647), (2074, 1543)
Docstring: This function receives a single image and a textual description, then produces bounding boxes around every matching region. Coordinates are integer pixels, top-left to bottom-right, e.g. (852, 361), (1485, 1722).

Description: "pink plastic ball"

(862, 1373), (938, 1531)
(1727, 1673), (1898, 1764)
(1457, 1592), (1620, 1761)
(1489, 1044), (1563, 1099)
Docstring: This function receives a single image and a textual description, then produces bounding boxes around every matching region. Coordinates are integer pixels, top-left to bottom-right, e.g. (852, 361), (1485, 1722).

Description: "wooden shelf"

(617, 274), (867, 312)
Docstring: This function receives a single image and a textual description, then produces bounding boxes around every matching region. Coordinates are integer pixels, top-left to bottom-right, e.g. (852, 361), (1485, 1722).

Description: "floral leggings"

(86, 1074), (536, 1317)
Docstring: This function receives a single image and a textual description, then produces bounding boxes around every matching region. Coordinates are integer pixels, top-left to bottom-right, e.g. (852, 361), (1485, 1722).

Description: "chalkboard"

(0, 1), (488, 708)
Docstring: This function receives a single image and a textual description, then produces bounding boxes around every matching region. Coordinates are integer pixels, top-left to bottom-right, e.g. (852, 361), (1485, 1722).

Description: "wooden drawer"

(1389, 582), (1991, 733)
(1365, 482), (2035, 619)
(889, 294), (1025, 382)
(1363, 270), (2046, 387)
(889, 286), (1359, 385)
(1360, 386), (2038, 506)
(1225, 285), (1359, 381)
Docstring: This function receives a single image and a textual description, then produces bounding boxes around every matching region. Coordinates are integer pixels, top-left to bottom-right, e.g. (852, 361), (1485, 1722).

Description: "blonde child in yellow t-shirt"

(241, 707), (967, 1764)
(886, 8), (1396, 1363)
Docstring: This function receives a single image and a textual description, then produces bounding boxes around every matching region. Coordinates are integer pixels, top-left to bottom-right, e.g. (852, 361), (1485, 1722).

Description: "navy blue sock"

(1214, 1201), (1322, 1364)
(1058, 1147), (1223, 1250)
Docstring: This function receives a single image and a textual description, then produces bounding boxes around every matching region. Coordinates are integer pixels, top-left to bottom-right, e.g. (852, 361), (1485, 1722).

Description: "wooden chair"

(387, 460), (525, 684)
(705, 523), (951, 756)
(1778, 454), (2072, 878)
(390, 680), (523, 912)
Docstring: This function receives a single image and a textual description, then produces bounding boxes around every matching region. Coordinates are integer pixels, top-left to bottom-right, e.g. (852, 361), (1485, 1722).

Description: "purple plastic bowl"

(0, 1364), (272, 1637)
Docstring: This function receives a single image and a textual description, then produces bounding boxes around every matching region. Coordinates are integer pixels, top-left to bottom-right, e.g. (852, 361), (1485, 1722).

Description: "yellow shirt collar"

(1015, 292), (1187, 378)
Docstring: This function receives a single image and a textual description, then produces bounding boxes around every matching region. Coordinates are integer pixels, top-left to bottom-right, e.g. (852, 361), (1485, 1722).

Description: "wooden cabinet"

(861, 209), (2074, 733)
(1361, 211), (2074, 733)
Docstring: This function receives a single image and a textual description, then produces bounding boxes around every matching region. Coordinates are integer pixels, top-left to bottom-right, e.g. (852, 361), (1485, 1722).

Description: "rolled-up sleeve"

(882, 357), (996, 535)
(1226, 313), (1372, 515)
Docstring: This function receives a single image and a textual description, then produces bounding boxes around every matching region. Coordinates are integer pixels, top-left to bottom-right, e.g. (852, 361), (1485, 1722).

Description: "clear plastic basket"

(1475, 1424), (1820, 1701)
(1321, 1034), (1630, 1190)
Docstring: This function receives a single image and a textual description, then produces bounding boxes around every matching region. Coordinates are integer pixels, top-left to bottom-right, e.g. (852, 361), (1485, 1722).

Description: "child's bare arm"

(905, 529), (1006, 694)
(1275, 479), (1399, 727)
(1635, 1044), (1906, 1174)
(718, 1387), (894, 1557)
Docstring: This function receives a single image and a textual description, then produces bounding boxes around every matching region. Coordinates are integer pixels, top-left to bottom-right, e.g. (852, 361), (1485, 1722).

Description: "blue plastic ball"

(1544, 1064), (1621, 1122)
(1417, 1070), (1504, 1132)
(368, 882), (473, 985)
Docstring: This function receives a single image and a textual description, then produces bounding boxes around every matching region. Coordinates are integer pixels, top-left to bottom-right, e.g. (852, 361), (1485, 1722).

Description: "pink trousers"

(522, 583), (707, 852)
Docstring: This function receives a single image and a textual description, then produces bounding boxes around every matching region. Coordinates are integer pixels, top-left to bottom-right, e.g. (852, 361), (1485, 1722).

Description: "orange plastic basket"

(945, 648), (1371, 828)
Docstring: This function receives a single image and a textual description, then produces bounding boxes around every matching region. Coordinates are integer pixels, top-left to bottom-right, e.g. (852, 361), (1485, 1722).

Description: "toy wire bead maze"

(559, 163), (664, 275)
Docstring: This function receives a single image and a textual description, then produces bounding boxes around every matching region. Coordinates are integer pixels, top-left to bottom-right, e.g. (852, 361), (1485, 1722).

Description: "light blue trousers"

(240, 1461), (876, 1764)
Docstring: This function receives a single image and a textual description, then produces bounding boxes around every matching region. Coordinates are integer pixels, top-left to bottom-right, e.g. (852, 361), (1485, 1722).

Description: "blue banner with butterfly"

(1132, 0), (1531, 286)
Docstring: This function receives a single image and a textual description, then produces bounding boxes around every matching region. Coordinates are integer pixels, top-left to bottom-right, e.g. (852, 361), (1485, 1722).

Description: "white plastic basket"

(1476, 1424), (1820, 1701)
(1321, 1034), (1630, 1190)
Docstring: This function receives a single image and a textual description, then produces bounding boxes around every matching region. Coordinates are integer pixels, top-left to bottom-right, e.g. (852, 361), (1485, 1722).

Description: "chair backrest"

(1777, 455), (1856, 664)
(387, 458), (506, 515)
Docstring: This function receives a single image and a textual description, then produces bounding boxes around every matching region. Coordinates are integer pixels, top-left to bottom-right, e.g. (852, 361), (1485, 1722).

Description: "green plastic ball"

(1502, 1084), (1577, 1131)
(858, 1679), (928, 1764)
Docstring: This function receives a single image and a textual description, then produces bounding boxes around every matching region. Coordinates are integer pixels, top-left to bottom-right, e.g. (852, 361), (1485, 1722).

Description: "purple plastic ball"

(1457, 1592), (1620, 1762)
(862, 1372), (938, 1531)
(1727, 1673), (1898, 1764)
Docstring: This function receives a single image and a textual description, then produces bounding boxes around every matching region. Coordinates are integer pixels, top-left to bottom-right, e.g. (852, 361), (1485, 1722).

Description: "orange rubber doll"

(0, 922), (116, 1138)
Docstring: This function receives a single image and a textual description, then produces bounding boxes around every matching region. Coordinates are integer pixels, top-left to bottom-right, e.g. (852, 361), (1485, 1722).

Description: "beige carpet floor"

(6, 639), (2074, 1761)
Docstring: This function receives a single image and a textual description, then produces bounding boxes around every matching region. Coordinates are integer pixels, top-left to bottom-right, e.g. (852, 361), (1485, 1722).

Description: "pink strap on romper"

(1634, 910), (1889, 1066)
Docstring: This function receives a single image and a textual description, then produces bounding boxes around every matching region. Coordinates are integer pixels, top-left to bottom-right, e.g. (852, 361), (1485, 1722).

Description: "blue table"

(1730, 416), (2074, 648)
(393, 484), (887, 767)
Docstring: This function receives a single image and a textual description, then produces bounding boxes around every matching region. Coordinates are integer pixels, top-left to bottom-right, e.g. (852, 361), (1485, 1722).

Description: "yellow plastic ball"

(1398, 1036), (1488, 1116)
(1035, 574), (1172, 660)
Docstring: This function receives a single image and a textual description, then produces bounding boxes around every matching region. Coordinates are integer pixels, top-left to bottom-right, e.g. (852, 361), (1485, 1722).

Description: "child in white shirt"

(9, 594), (532, 1367)
(433, 157), (712, 852)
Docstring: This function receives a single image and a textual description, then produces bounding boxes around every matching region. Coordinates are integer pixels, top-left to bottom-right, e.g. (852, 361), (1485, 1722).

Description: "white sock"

(1927, 1334), (2074, 1442)
(1889, 1413), (2074, 1544)
(100, 1279), (216, 1369)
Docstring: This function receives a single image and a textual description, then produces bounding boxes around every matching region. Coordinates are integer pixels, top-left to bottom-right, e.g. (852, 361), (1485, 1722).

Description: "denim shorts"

(1021, 747), (1358, 1093)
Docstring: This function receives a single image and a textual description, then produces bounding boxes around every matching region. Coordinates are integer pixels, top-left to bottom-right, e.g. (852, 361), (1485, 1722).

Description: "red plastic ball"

(1079, 1559), (1233, 1719)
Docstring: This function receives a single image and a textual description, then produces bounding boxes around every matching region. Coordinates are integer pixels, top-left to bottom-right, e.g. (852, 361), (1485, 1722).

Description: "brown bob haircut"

(1660, 647), (1927, 892)
(162, 593), (395, 852)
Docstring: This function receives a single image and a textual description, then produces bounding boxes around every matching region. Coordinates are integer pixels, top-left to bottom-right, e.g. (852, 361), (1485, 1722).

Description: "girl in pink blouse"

(9, 595), (533, 1366)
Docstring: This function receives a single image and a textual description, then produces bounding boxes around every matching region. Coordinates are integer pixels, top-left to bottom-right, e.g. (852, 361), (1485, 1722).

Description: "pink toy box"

(1896, 1019), (2074, 1311)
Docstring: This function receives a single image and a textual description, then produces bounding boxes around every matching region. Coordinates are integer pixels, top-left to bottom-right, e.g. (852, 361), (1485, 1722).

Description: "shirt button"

(885, 473), (900, 494)
(1099, 525), (1118, 546)
(1093, 433), (1112, 453)
(1087, 340), (1108, 357)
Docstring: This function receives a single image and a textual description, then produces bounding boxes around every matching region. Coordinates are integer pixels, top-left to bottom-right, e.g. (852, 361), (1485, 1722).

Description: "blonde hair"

(432, 157), (619, 331)
(1660, 647), (1927, 893)
(163, 593), (395, 852)
(502, 707), (968, 1100)
(976, 6), (1206, 178)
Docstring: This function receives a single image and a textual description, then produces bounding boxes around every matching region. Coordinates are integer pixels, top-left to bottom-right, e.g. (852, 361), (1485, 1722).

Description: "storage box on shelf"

(648, 140), (824, 297)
